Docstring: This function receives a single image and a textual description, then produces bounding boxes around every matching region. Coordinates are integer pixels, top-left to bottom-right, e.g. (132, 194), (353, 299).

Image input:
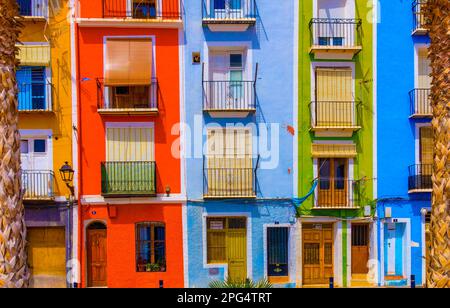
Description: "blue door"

(384, 223), (405, 277)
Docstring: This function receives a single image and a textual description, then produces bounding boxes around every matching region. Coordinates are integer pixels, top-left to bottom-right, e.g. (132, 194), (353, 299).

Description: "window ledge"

(310, 45), (362, 60)
(75, 17), (183, 29)
(98, 108), (158, 116)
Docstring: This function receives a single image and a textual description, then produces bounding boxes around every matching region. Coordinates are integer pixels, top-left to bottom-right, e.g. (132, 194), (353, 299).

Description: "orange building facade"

(74, 0), (184, 288)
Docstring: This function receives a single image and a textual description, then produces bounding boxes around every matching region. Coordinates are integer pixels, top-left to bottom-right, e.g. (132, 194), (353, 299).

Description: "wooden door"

(87, 229), (107, 287)
(303, 224), (334, 285)
(318, 158), (348, 207)
(351, 224), (369, 274)
(28, 227), (66, 288)
(226, 229), (247, 282)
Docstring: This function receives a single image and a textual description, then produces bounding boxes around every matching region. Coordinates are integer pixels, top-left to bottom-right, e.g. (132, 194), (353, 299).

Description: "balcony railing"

(97, 79), (158, 115)
(310, 18), (361, 48)
(314, 178), (363, 209)
(410, 88), (431, 117)
(101, 161), (157, 197)
(202, 0), (256, 22)
(408, 164), (432, 192)
(18, 83), (52, 112)
(22, 170), (55, 201)
(203, 81), (256, 111)
(203, 156), (257, 198)
(413, 0), (428, 34)
(310, 101), (361, 129)
(102, 0), (181, 19)
(17, 0), (47, 18)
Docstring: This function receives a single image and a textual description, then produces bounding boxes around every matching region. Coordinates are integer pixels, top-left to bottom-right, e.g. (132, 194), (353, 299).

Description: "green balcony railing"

(101, 161), (156, 197)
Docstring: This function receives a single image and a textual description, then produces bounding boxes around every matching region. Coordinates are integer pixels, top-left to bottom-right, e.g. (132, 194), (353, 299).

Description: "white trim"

(182, 202), (189, 287)
(80, 194), (186, 205)
(262, 224), (296, 284)
(421, 208), (426, 286)
(105, 122), (154, 129)
(293, 0), (299, 199)
(179, 28), (186, 198)
(313, 0), (355, 19)
(201, 212), (253, 280)
(372, 0), (378, 202)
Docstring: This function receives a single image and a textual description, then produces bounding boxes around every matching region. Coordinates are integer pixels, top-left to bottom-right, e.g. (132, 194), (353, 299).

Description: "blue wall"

(183, 1), (296, 287)
(377, 0), (430, 286)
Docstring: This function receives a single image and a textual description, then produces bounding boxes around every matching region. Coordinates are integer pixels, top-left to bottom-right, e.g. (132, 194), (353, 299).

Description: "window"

(33, 139), (46, 153)
(20, 140), (29, 154)
(319, 37), (344, 46)
(136, 222), (166, 272)
(17, 66), (47, 111)
(132, 0), (156, 19)
(207, 217), (246, 264)
(420, 126), (433, 166)
(106, 126), (154, 162)
(267, 227), (289, 278)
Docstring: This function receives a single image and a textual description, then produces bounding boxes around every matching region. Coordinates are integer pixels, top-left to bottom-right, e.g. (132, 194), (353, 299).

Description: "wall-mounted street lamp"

(59, 161), (75, 195)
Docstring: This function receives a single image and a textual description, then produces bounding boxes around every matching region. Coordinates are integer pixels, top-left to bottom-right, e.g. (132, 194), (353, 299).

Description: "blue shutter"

(31, 67), (46, 110)
(17, 67), (32, 111)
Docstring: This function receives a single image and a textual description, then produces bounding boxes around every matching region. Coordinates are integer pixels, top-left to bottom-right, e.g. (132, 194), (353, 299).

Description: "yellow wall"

(19, 1), (73, 198)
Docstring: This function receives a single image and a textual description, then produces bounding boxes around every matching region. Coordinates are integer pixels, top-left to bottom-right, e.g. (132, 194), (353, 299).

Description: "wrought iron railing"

(310, 101), (361, 128)
(22, 170), (55, 200)
(17, 0), (47, 17)
(18, 83), (52, 112)
(102, 0), (181, 19)
(202, 0), (256, 21)
(413, 0), (428, 33)
(97, 79), (158, 111)
(101, 161), (157, 196)
(410, 88), (431, 117)
(408, 164), (432, 191)
(310, 18), (361, 48)
(203, 80), (256, 111)
(314, 178), (362, 208)
(203, 156), (257, 198)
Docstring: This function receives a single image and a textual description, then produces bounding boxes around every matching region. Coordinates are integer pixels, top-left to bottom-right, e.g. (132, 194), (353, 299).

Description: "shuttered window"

(17, 66), (47, 111)
(207, 128), (252, 168)
(267, 227), (289, 277)
(106, 126), (154, 162)
(420, 126), (433, 165)
(105, 38), (153, 86)
(315, 67), (353, 101)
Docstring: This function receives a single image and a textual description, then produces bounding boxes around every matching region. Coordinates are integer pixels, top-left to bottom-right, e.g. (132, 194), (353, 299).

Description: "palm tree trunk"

(0, 0), (29, 288)
(424, 0), (450, 288)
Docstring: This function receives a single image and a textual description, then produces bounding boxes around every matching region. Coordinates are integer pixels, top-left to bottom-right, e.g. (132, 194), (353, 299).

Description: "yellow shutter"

(418, 48), (431, 88)
(17, 44), (51, 66)
(420, 126), (433, 165)
(311, 143), (357, 158)
(106, 127), (153, 161)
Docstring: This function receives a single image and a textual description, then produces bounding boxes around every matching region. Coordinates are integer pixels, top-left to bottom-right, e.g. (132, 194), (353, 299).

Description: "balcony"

(203, 157), (257, 198)
(413, 0), (428, 35)
(18, 83), (52, 113)
(408, 164), (432, 193)
(97, 79), (158, 116)
(314, 178), (361, 209)
(410, 88), (431, 118)
(17, 0), (48, 19)
(76, 0), (182, 28)
(22, 170), (55, 202)
(309, 101), (361, 137)
(202, 0), (256, 32)
(101, 161), (157, 197)
(309, 18), (362, 60)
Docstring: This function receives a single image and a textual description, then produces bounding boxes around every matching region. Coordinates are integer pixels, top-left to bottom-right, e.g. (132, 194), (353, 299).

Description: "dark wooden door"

(87, 229), (107, 287)
(351, 224), (369, 274)
(303, 224), (333, 285)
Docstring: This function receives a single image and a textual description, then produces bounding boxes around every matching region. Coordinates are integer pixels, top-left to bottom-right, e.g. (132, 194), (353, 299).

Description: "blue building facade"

(376, 0), (431, 287)
(183, 0), (298, 287)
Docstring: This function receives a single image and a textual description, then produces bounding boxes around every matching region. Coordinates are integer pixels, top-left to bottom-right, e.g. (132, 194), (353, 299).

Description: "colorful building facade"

(297, 0), (376, 287)
(73, 0), (185, 288)
(17, 0), (76, 288)
(376, 0), (431, 287)
(183, 0), (298, 287)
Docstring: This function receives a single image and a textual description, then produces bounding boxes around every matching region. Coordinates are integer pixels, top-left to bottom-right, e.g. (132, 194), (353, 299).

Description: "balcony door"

(211, 0), (243, 19)
(318, 158), (348, 207)
(315, 67), (353, 127)
(206, 128), (253, 197)
(209, 52), (244, 110)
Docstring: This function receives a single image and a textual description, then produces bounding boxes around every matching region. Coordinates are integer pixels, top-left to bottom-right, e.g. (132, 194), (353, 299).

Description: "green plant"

(146, 263), (161, 272)
(209, 278), (273, 289)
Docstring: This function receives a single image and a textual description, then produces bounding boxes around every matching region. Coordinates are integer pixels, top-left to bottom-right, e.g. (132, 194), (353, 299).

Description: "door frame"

(202, 212), (252, 281)
(84, 219), (107, 288)
(379, 218), (411, 286)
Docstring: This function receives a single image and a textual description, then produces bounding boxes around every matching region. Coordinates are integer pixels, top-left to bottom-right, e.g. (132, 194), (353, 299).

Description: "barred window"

(135, 222), (166, 272)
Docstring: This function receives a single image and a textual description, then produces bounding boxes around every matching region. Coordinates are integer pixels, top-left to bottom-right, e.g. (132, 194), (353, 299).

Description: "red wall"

(81, 204), (184, 288)
(78, 27), (181, 196)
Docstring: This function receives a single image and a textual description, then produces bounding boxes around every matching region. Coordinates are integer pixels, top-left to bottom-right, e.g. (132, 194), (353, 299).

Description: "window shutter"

(105, 39), (153, 86)
(106, 127), (153, 161)
(420, 126), (433, 165)
(418, 48), (431, 89)
(316, 67), (352, 101)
